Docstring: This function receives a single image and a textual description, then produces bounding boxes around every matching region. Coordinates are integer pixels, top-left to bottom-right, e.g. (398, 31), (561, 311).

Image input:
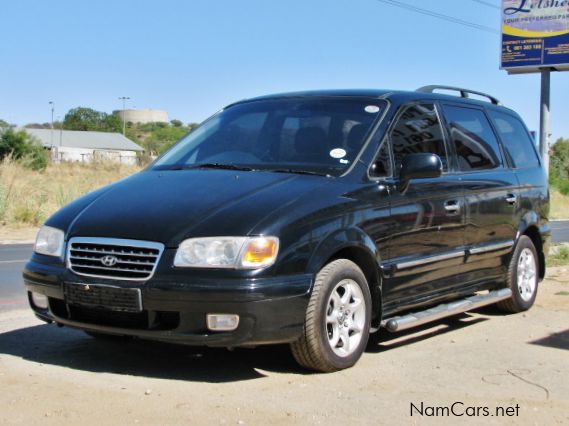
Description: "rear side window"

(390, 103), (448, 171)
(442, 105), (502, 172)
(489, 111), (540, 169)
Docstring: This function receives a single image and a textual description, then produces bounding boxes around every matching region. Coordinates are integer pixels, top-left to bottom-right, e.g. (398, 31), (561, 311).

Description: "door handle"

(444, 200), (461, 214)
(505, 194), (517, 205)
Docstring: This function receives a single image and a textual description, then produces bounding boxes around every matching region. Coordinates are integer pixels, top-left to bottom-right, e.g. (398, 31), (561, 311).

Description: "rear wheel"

(290, 259), (371, 372)
(497, 235), (539, 313)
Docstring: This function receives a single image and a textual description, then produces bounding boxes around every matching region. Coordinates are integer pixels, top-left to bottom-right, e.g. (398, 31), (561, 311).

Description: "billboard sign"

(501, 0), (569, 73)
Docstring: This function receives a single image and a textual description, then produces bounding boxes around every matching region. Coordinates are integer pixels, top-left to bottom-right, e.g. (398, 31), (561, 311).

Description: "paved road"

(1, 221), (567, 312)
(551, 220), (569, 244)
(0, 244), (32, 311)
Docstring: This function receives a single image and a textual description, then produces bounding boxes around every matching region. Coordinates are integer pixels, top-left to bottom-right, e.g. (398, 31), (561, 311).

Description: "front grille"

(67, 237), (164, 281)
(64, 283), (142, 312)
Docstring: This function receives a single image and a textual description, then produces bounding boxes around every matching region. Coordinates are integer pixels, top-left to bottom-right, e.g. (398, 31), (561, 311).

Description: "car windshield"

(151, 97), (386, 177)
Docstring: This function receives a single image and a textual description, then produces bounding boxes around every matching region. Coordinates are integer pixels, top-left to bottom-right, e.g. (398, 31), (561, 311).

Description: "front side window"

(489, 111), (540, 169)
(390, 103), (448, 172)
(442, 105), (502, 172)
(152, 98), (386, 177)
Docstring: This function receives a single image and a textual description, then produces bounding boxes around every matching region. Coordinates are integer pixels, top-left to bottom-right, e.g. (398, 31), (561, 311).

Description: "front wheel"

(290, 259), (372, 372)
(497, 235), (539, 313)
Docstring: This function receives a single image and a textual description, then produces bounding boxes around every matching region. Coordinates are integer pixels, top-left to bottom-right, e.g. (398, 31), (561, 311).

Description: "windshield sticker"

(330, 148), (347, 159)
(364, 105), (380, 113)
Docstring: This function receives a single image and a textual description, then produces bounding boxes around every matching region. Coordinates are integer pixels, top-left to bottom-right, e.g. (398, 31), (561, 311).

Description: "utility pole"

(57, 116), (63, 147)
(539, 69), (551, 177)
(48, 101), (54, 147)
(118, 96), (130, 135)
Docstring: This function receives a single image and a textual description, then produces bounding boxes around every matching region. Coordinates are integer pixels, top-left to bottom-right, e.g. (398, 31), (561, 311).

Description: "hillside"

(126, 121), (198, 157)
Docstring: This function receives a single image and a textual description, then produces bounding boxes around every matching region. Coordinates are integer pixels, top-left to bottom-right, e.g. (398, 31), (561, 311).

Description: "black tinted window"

(390, 104), (448, 171)
(489, 111), (540, 169)
(443, 105), (502, 171)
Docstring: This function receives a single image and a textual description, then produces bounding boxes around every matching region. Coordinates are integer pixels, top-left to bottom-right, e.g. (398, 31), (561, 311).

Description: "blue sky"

(0, 0), (567, 140)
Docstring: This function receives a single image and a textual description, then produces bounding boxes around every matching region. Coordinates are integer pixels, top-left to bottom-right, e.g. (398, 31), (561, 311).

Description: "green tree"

(550, 138), (569, 181)
(170, 119), (183, 127)
(0, 128), (48, 170)
(0, 119), (10, 128)
(103, 113), (123, 133)
(63, 107), (122, 133)
(63, 107), (101, 130)
(550, 138), (569, 195)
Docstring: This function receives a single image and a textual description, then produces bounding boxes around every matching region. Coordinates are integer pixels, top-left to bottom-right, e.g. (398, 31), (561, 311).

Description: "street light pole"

(48, 101), (54, 147)
(57, 116), (63, 147)
(118, 96), (130, 135)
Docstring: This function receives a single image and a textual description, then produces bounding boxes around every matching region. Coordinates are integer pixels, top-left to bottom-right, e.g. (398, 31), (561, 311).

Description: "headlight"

(34, 226), (65, 257)
(174, 236), (279, 269)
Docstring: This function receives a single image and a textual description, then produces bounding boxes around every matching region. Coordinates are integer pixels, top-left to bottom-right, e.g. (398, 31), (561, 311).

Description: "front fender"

(307, 227), (381, 275)
(307, 227), (384, 327)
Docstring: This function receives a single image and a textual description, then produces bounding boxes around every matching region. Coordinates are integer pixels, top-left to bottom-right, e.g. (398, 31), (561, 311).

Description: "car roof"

(241, 89), (393, 101)
(232, 88), (518, 115)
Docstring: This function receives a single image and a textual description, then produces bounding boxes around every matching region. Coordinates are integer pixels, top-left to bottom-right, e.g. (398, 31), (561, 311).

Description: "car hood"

(60, 169), (330, 247)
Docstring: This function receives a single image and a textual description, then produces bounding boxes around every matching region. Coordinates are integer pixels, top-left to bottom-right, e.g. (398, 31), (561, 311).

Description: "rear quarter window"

(489, 111), (540, 169)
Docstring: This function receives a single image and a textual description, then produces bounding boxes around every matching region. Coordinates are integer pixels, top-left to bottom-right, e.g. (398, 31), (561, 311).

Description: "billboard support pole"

(539, 69), (550, 177)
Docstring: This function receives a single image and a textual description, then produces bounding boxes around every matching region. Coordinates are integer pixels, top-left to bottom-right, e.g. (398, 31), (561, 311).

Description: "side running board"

(381, 288), (512, 333)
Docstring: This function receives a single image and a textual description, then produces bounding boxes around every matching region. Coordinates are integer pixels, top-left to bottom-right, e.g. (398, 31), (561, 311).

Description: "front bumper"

(23, 258), (313, 347)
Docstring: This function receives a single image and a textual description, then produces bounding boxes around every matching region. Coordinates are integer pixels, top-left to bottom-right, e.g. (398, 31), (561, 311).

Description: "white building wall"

(53, 146), (138, 165)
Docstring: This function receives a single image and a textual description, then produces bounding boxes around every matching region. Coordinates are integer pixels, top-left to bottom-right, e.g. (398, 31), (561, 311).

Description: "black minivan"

(24, 86), (550, 372)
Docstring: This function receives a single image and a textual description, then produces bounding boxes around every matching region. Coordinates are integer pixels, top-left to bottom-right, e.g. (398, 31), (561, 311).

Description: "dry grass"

(0, 158), (140, 234)
(1, 157), (568, 241)
(550, 188), (569, 220)
(548, 244), (569, 267)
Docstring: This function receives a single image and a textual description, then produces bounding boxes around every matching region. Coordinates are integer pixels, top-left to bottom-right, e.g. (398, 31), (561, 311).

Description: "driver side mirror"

(398, 153), (443, 193)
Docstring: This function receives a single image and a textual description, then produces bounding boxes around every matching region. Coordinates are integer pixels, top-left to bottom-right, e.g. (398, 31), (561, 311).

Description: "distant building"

(24, 128), (144, 165)
(114, 109), (169, 124)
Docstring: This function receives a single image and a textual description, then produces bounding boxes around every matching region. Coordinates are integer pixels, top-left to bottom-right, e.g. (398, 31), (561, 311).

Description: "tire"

(497, 235), (539, 313)
(290, 259), (372, 372)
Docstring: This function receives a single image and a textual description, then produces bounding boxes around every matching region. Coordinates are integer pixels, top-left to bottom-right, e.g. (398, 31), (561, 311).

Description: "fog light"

(206, 314), (239, 331)
(31, 292), (49, 309)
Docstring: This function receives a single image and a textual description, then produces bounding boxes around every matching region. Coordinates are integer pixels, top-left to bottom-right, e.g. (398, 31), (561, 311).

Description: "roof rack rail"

(416, 85), (501, 105)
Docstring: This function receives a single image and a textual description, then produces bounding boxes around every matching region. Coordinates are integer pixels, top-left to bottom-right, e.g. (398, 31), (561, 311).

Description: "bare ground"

(0, 269), (568, 425)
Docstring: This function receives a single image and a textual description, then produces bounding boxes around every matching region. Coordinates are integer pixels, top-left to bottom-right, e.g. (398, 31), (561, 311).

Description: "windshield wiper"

(167, 163), (256, 172)
(267, 168), (331, 177)
(165, 164), (330, 177)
